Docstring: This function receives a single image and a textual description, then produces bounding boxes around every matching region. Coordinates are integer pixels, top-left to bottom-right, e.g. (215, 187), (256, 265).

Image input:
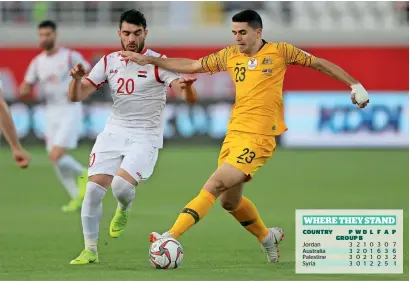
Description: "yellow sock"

(168, 190), (216, 239)
(228, 196), (269, 242)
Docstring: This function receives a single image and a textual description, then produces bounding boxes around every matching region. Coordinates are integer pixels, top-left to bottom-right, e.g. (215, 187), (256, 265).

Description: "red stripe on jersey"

(154, 66), (163, 83)
(154, 54), (165, 83)
(85, 78), (107, 89)
(138, 71), (147, 74)
(103, 55), (107, 72)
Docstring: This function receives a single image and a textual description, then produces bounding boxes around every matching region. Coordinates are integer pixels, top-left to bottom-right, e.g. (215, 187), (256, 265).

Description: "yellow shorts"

(217, 131), (276, 182)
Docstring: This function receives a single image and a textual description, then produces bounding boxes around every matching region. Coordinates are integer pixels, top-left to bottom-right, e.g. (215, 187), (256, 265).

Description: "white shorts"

(45, 103), (83, 152)
(88, 132), (159, 183)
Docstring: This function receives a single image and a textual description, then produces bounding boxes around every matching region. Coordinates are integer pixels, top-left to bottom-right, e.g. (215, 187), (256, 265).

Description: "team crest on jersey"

(247, 58), (258, 70)
(262, 57), (273, 64)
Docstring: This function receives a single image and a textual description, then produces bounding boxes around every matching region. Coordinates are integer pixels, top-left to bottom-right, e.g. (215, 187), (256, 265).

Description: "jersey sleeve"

(70, 51), (91, 72)
(277, 42), (315, 67)
(24, 58), (38, 84)
(85, 56), (107, 88)
(199, 47), (231, 74)
(156, 55), (182, 87)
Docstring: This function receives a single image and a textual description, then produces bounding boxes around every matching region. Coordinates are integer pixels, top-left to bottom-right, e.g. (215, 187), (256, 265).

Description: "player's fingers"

(351, 96), (356, 105)
(361, 100), (369, 108)
(120, 51), (130, 57)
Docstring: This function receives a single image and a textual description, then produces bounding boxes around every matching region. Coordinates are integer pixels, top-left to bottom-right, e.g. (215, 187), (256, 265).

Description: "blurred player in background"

(67, 9), (197, 264)
(122, 9), (370, 263)
(19, 20), (90, 212)
(0, 81), (31, 168)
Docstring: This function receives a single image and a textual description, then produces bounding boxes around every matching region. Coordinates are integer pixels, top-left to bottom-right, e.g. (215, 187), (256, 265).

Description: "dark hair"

(119, 9), (147, 29)
(232, 9), (263, 29)
(38, 20), (57, 31)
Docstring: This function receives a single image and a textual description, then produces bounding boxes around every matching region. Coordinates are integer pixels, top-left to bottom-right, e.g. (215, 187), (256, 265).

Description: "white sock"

(53, 165), (78, 199)
(111, 176), (136, 211)
(81, 182), (106, 253)
(57, 155), (84, 176)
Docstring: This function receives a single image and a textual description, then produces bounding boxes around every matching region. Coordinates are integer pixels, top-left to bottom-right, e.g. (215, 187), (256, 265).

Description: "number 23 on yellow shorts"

(217, 131), (276, 181)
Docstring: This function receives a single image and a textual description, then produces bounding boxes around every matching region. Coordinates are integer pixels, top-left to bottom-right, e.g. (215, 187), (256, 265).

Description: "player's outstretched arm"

(310, 58), (358, 87)
(278, 42), (369, 108)
(0, 94), (31, 168)
(310, 58), (369, 108)
(68, 63), (96, 102)
(120, 51), (205, 74)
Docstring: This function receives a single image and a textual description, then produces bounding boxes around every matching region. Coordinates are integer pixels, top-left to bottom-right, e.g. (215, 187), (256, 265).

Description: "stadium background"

(0, 2), (409, 281)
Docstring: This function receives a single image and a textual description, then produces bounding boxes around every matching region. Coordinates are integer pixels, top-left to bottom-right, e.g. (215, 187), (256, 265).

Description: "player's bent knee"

(111, 175), (135, 198)
(203, 164), (247, 197)
(219, 189), (242, 211)
(220, 199), (240, 211)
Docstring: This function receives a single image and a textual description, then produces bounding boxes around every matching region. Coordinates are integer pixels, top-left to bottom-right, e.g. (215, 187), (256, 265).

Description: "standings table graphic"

(295, 209), (403, 274)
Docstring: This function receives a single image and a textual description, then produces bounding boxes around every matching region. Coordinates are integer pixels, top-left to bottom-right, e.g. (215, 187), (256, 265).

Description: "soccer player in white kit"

(19, 20), (90, 212)
(67, 9), (198, 264)
(0, 81), (31, 168)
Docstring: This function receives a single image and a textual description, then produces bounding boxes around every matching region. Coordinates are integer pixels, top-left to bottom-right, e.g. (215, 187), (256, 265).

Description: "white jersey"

(85, 49), (181, 148)
(24, 47), (90, 105)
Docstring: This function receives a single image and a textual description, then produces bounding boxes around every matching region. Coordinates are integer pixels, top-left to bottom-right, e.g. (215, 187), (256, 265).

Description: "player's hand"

(120, 51), (151, 66)
(350, 84), (370, 109)
(178, 77), (197, 89)
(70, 63), (87, 80)
(12, 148), (31, 169)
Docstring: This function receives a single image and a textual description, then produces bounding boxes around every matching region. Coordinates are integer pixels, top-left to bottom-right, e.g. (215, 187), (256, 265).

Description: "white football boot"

(261, 227), (285, 263)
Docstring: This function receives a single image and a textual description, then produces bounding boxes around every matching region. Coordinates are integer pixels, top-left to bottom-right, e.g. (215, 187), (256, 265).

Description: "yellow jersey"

(200, 41), (315, 136)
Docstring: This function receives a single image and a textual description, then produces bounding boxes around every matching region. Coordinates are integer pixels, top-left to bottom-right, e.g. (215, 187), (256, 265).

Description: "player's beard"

(122, 40), (145, 53)
(41, 41), (55, 51)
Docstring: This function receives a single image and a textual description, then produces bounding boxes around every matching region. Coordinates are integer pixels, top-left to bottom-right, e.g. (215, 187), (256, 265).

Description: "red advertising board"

(0, 46), (408, 99)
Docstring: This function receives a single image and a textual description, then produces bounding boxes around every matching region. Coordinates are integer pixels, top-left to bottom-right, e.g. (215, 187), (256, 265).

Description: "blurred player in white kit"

(19, 20), (90, 212)
(0, 81), (31, 168)
(67, 9), (197, 264)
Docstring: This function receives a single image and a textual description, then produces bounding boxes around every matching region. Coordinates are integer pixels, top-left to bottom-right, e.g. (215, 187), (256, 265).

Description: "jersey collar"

(258, 39), (267, 52)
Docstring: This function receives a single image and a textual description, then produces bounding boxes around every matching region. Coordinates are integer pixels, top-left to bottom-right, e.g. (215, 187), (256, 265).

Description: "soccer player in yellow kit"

(121, 9), (370, 263)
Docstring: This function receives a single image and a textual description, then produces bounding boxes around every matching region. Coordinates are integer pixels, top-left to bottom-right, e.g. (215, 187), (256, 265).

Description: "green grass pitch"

(0, 145), (408, 281)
